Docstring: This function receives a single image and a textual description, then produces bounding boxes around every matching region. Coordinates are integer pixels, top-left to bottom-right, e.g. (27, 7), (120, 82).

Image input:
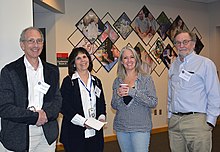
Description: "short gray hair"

(174, 29), (196, 42)
(19, 27), (44, 42)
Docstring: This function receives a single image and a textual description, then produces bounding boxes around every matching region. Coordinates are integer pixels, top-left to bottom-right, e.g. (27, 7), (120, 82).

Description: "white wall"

(0, 0), (33, 150)
(34, 0), (217, 138)
(208, 1), (220, 72)
(0, 0), (33, 70)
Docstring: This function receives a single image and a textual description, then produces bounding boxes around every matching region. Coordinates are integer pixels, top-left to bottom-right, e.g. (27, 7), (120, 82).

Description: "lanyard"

(79, 77), (93, 100)
(79, 77), (96, 118)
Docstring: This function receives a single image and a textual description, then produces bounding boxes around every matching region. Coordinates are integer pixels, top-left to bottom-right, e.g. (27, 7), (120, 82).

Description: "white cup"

(120, 83), (128, 87)
(120, 84), (129, 93)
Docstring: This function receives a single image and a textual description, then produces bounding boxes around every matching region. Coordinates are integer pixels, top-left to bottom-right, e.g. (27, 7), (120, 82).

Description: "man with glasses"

(168, 29), (220, 152)
(0, 27), (62, 152)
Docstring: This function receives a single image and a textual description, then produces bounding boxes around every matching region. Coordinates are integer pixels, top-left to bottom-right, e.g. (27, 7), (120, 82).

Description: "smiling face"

(121, 49), (136, 71)
(174, 32), (195, 59)
(20, 29), (43, 62)
(74, 52), (90, 72)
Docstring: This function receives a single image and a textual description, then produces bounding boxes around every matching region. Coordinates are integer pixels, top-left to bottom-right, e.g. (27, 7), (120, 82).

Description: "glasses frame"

(23, 38), (44, 45)
(174, 39), (193, 46)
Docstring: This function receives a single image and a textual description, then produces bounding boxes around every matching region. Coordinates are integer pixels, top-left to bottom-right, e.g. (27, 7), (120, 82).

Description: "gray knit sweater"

(111, 73), (158, 132)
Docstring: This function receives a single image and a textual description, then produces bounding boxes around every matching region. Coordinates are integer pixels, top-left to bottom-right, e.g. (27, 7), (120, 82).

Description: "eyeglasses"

(23, 38), (44, 44)
(174, 40), (192, 46)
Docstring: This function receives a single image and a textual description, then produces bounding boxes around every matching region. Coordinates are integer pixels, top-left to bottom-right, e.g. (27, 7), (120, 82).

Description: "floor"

(56, 123), (220, 152)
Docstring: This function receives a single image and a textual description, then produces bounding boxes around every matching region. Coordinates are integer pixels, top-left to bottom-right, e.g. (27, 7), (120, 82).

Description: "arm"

(60, 77), (86, 127)
(0, 66), (38, 125)
(129, 75), (158, 108)
(167, 72), (172, 118)
(42, 67), (62, 122)
(205, 61), (220, 126)
(111, 78), (124, 110)
(96, 78), (106, 119)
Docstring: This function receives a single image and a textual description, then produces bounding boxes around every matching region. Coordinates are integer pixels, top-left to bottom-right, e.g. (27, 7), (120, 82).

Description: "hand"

(36, 110), (48, 127)
(117, 85), (129, 97)
(84, 119), (92, 129)
(98, 118), (107, 129)
(98, 118), (105, 122)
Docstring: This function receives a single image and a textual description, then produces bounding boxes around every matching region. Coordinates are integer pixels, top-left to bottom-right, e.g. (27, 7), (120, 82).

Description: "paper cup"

(120, 84), (128, 87)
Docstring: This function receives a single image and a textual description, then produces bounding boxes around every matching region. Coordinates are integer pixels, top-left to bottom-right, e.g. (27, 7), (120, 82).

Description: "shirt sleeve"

(71, 113), (87, 127)
(168, 69), (172, 118)
(98, 114), (106, 121)
(205, 60), (220, 126)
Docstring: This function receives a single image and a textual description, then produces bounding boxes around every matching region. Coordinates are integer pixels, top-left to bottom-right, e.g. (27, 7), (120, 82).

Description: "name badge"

(88, 108), (96, 118)
(179, 69), (192, 82)
(95, 86), (101, 98)
(35, 81), (50, 94)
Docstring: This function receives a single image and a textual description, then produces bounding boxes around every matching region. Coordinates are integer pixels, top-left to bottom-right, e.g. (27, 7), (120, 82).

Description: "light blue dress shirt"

(168, 51), (220, 126)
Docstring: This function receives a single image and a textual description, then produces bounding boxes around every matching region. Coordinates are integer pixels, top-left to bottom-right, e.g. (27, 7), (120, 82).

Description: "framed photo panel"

(98, 21), (119, 43)
(113, 12), (133, 40)
(166, 15), (189, 41)
(149, 38), (165, 64)
(76, 8), (105, 44)
(94, 38), (120, 72)
(76, 37), (98, 60)
(131, 6), (159, 45)
(156, 11), (171, 41)
(134, 42), (157, 74)
(160, 44), (177, 69)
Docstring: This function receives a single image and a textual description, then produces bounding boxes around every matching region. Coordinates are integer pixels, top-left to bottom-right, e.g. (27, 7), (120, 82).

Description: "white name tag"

(95, 86), (101, 98)
(179, 69), (192, 82)
(35, 81), (50, 94)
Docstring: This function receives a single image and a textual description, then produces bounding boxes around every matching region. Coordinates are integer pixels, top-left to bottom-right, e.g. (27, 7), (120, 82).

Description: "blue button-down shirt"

(168, 51), (220, 126)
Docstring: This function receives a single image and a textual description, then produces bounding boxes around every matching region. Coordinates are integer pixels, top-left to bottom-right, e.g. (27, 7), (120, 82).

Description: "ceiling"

(184, 0), (220, 3)
(33, 0), (220, 13)
(34, 3), (51, 13)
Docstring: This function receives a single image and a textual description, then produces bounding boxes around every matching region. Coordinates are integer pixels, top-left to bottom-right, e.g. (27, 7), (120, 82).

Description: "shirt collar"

(177, 51), (195, 63)
(24, 56), (43, 70)
(71, 71), (95, 81)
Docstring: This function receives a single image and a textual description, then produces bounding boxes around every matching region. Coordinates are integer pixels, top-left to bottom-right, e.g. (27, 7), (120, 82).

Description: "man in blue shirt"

(168, 29), (220, 152)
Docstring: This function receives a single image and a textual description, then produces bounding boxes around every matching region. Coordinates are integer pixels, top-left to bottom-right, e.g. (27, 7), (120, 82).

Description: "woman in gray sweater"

(111, 46), (158, 152)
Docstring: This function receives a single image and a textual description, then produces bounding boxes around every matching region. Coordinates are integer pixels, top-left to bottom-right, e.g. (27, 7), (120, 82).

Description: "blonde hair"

(117, 46), (146, 79)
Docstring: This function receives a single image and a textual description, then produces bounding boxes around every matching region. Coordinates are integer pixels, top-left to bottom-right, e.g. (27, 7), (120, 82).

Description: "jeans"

(116, 130), (151, 152)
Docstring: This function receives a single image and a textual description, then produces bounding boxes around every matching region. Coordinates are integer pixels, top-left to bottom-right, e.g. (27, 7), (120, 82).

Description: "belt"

(172, 112), (198, 116)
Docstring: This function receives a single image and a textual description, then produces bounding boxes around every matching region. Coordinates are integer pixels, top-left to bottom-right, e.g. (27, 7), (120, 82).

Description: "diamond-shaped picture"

(194, 34), (204, 54)
(113, 12), (133, 40)
(166, 15), (189, 41)
(156, 11), (171, 41)
(149, 38), (165, 64)
(76, 8), (105, 44)
(131, 6), (159, 45)
(76, 37), (98, 60)
(134, 42), (157, 74)
(94, 38), (120, 72)
(98, 21), (119, 43)
(160, 44), (177, 69)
